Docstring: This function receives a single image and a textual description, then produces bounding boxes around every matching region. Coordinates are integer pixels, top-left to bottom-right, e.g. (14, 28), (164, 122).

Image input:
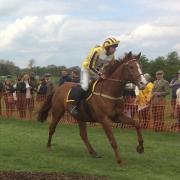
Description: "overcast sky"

(0, 0), (180, 68)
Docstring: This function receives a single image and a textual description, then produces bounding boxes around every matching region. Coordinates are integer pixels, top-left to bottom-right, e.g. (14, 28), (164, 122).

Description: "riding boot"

(69, 87), (86, 117)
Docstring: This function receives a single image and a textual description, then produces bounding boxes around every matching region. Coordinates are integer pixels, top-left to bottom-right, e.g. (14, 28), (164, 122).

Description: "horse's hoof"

(91, 152), (102, 158)
(117, 160), (126, 166)
(136, 145), (144, 154)
(47, 145), (52, 151)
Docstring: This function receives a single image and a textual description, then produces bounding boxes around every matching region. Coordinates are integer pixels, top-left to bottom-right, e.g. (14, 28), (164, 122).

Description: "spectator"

(29, 72), (38, 92)
(16, 75), (27, 118)
(151, 70), (169, 131)
(12, 79), (18, 112)
(170, 70), (180, 118)
(136, 73), (154, 128)
(36, 77), (47, 102)
(44, 73), (54, 96)
(175, 88), (180, 130)
(123, 83), (138, 119)
(23, 74), (35, 119)
(59, 69), (72, 86)
(4, 78), (15, 117)
(71, 70), (80, 83)
(0, 80), (5, 116)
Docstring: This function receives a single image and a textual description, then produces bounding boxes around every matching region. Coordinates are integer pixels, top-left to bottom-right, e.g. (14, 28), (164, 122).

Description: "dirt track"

(0, 172), (107, 180)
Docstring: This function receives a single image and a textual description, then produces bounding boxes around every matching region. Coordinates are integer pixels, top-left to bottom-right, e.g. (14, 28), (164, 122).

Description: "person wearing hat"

(170, 70), (180, 115)
(136, 73), (154, 128)
(4, 78), (16, 117)
(69, 37), (120, 116)
(0, 78), (5, 115)
(44, 73), (54, 97)
(44, 73), (51, 77)
(36, 77), (47, 102)
(71, 69), (80, 83)
(123, 83), (137, 120)
(151, 70), (169, 131)
(6, 75), (12, 79)
(59, 69), (72, 86)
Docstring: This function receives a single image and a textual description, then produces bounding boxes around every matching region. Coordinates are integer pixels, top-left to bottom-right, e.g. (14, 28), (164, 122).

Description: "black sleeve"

(67, 76), (72, 82)
(89, 51), (99, 74)
(10, 86), (15, 93)
(59, 78), (64, 86)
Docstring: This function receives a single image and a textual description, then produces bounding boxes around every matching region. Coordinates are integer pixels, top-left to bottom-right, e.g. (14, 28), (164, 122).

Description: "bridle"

(104, 59), (143, 84)
(92, 58), (143, 101)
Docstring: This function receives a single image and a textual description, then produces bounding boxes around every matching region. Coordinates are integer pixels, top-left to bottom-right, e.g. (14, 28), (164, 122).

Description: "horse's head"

(123, 52), (147, 89)
(102, 51), (147, 90)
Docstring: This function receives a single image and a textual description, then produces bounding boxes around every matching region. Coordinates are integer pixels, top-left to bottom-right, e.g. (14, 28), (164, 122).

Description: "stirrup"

(69, 105), (80, 117)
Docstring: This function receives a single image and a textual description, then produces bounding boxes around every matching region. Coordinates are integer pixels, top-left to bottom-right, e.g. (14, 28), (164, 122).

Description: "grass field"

(0, 117), (180, 180)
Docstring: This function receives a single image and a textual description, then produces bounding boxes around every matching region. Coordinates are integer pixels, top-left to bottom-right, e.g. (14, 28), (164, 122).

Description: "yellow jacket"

(137, 82), (154, 105)
(83, 45), (115, 73)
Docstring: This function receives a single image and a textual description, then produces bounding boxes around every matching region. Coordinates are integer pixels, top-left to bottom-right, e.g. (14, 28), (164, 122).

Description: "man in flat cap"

(151, 70), (169, 131)
(44, 73), (54, 97)
(58, 69), (72, 86)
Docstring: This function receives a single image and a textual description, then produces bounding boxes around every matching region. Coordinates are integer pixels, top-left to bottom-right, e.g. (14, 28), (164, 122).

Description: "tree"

(165, 51), (180, 81)
(140, 55), (151, 74)
(28, 59), (35, 69)
(0, 59), (20, 76)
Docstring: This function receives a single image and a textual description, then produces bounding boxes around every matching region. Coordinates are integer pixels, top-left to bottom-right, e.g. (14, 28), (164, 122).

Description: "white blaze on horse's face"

(136, 62), (147, 89)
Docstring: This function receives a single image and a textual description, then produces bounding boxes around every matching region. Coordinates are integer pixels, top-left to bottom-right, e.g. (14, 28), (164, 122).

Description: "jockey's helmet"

(103, 37), (120, 48)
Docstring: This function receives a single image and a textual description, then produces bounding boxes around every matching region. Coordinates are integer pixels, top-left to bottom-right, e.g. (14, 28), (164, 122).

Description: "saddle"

(66, 80), (98, 103)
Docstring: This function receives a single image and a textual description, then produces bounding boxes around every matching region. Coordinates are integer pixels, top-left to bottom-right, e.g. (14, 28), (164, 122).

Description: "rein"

(106, 78), (123, 82)
(103, 58), (141, 83)
(92, 58), (141, 101)
(93, 78), (124, 100)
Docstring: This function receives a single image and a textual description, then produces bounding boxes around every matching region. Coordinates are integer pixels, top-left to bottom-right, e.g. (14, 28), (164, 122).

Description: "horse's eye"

(130, 66), (134, 69)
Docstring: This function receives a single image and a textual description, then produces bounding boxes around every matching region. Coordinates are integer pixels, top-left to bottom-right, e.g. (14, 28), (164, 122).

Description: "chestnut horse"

(38, 52), (147, 165)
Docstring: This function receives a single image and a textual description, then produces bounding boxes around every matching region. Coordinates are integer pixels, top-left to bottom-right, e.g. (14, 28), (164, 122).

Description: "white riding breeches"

(80, 67), (90, 91)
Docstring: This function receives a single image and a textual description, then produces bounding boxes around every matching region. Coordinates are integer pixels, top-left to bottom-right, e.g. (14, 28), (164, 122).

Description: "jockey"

(69, 37), (120, 116)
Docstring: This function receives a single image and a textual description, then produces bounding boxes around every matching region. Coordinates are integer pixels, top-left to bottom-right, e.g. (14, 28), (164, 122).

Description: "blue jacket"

(170, 78), (180, 98)
(59, 75), (72, 86)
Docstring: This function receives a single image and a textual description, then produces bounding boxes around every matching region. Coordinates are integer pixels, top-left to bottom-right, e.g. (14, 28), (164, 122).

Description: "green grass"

(0, 118), (180, 180)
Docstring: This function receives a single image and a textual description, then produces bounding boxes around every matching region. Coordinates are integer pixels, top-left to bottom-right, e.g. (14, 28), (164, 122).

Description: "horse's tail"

(37, 93), (54, 122)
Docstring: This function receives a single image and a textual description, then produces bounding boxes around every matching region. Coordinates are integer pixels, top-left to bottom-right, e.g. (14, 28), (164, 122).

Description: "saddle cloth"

(66, 80), (98, 102)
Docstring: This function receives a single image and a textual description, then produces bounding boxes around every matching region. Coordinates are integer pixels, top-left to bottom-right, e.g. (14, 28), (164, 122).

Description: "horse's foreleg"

(119, 114), (144, 154)
(101, 117), (124, 164)
(77, 120), (100, 158)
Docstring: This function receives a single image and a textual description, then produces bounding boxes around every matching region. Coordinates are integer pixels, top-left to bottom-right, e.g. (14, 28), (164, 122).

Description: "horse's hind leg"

(119, 114), (144, 154)
(77, 120), (100, 158)
(47, 108), (65, 149)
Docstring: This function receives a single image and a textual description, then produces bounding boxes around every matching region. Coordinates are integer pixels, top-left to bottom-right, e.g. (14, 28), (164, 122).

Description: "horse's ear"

(136, 52), (141, 59)
(127, 51), (132, 59)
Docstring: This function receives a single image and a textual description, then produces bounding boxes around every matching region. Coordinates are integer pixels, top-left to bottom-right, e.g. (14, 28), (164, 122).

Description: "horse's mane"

(103, 53), (130, 76)
(103, 52), (140, 77)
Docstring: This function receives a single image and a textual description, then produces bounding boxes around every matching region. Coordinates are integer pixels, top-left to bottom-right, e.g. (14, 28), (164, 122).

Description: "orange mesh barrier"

(0, 94), (179, 132)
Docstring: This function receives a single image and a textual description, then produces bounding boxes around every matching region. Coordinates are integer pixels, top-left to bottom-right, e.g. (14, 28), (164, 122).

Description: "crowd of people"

(0, 68), (180, 131)
(0, 69), (80, 119)
(123, 70), (180, 131)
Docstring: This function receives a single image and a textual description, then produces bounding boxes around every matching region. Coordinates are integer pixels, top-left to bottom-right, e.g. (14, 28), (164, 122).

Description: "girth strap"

(93, 92), (123, 100)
